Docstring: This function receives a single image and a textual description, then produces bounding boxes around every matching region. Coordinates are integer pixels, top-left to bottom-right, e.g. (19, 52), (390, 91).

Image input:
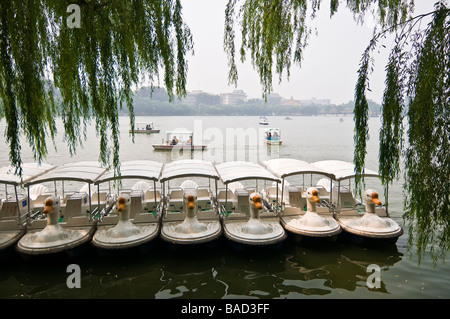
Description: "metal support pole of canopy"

(14, 185), (20, 225)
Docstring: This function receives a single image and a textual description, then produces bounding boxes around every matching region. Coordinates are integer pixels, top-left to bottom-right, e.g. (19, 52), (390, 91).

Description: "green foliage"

(0, 0), (193, 177)
(354, 1), (450, 262)
(224, 0), (412, 100)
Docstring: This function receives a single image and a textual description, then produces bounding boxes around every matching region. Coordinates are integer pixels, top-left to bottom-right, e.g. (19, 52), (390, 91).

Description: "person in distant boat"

(272, 132), (278, 140)
(267, 132), (272, 140)
(171, 136), (178, 145)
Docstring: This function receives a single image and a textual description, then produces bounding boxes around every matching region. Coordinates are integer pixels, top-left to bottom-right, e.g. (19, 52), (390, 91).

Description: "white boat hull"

(222, 218), (286, 245)
(160, 220), (222, 245)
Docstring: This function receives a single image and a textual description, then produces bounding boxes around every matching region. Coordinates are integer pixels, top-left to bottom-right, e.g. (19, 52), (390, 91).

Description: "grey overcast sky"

(180, 0), (437, 105)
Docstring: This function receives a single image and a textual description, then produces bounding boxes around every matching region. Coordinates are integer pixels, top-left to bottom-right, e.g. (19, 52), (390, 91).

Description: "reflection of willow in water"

(279, 241), (403, 296)
(208, 240), (403, 298)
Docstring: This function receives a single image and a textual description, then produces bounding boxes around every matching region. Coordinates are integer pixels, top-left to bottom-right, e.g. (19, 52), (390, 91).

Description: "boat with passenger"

(91, 160), (164, 251)
(16, 161), (111, 256)
(159, 159), (222, 246)
(262, 158), (341, 240)
(312, 160), (403, 244)
(152, 130), (206, 151)
(264, 128), (282, 145)
(215, 161), (286, 247)
(129, 122), (160, 134)
(0, 163), (55, 255)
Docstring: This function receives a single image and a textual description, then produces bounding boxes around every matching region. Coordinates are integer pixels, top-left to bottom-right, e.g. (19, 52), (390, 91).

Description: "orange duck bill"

(372, 192), (382, 205)
(253, 195), (263, 210)
(311, 189), (320, 203)
(187, 195), (196, 210)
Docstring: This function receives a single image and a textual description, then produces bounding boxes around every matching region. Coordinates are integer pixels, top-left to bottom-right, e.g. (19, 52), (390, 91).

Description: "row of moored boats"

(0, 158), (403, 257)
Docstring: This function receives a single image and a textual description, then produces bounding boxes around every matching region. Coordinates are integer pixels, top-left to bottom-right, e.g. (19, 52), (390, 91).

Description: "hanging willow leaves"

(0, 0), (193, 177)
(224, 0), (412, 100)
(353, 2), (450, 262)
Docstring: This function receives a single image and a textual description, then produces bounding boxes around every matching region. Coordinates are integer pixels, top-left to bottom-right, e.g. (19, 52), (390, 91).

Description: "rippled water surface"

(0, 116), (448, 299)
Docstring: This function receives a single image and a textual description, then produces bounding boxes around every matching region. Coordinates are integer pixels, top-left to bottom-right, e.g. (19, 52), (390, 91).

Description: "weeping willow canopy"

(0, 0), (192, 177)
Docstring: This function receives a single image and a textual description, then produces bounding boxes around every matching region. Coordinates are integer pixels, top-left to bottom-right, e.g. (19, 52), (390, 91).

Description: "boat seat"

(265, 186), (280, 204)
(167, 189), (184, 212)
(128, 190), (144, 219)
(0, 195), (28, 222)
(62, 192), (89, 222)
(143, 189), (161, 211)
(196, 188), (212, 210)
(332, 187), (357, 210)
(217, 190), (233, 211)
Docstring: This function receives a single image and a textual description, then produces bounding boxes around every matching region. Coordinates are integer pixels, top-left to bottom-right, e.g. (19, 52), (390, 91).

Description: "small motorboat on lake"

(152, 130), (206, 151)
(215, 161), (286, 247)
(262, 158), (341, 240)
(259, 116), (269, 125)
(16, 161), (111, 256)
(159, 160), (222, 245)
(0, 163), (55, 254)
(91, 160), (163, 250)
(312, 160), (403, 243)
(129, 122), (160, 134)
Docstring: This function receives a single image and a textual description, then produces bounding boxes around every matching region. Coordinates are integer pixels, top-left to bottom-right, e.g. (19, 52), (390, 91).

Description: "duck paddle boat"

(91, 160), (163, 250)
(17, 161), (110, 256)
(262, 158), (341, 240)
(312, 160), (403, 244)
(215, 161), (286, 247)
(0, 163), (55, 255)
(159, 159), (222, 246)
(152, 130), (206, 151)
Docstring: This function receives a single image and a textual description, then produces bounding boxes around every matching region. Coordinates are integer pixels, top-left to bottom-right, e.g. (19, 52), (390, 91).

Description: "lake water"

(0, 116), (448, 300)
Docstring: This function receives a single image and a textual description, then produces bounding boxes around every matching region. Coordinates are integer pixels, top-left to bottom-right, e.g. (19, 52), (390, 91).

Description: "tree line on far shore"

(128, 86), (383, 116)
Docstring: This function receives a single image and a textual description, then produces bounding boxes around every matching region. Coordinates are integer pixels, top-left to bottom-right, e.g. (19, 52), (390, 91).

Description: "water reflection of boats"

(17, 162), (110, 257)
(215, 161), (286, 247)
(312, 160), (403, 244)
(159, 160), (222, 246)
(129, 122), (160, 134)
(264, 128), (282, 145)
(91, 160), (163, 251)
(262, 158), (341, 241)
(0, 163), (55, 255)
(152, 130), (206, 151)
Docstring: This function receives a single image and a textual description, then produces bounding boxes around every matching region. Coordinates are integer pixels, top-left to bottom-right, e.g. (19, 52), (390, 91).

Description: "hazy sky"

(180, 0), (436, 105)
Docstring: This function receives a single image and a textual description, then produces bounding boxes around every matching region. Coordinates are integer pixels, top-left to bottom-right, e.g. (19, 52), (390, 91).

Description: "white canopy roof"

(94, 160), (163, 184)
(263, 158), (334, 179)
(25, 161), (108, 185)
(312, 160), (380, 181)
(160, 159), (219, 182)
(0, 163), (55, 186)
(215, 161), (280, 184)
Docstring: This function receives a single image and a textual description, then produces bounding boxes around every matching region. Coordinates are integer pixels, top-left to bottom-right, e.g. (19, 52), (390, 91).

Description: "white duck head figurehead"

(183, 191), (198, 218)
(249, 193), (263, 218)
(305, 187), (320, 212)
(117, 194), (131, 221)
(364, 189), (382, 213)
(43, 196), (61, 225)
